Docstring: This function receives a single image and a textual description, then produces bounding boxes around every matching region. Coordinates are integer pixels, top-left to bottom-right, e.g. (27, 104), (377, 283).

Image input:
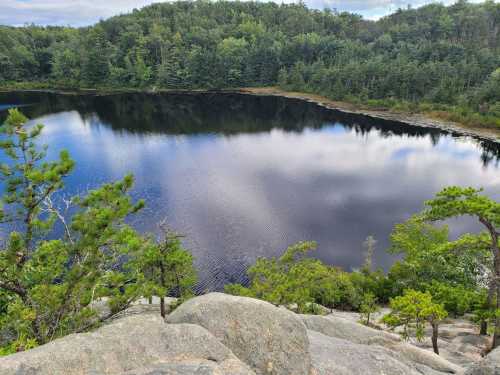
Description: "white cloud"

(315, 0), (486, 19)
(0, 0), (170, 27)
(0, 0), (491, 26)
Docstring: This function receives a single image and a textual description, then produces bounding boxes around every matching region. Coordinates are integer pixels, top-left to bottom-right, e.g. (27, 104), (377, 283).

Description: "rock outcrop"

(308, 330), (423, 375)
(465, 346), (500, 375)
(414, 319), (491, 368)
(300, 313), (401, 344)
(300, 314), (463, 374)
(167, 292), (310, 375)
(0, 293), (482, 375)
(0, 314), (255, 375)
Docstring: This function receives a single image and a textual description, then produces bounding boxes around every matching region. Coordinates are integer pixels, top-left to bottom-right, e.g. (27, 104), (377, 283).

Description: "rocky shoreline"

(239, 88), (500, 144)
(0, 293), (497, 375)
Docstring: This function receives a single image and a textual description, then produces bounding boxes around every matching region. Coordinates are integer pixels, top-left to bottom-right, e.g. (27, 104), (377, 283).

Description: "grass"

(334, 95), (500, 130)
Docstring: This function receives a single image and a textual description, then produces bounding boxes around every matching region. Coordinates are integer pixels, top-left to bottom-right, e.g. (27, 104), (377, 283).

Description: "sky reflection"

(1, 92), (499, 290)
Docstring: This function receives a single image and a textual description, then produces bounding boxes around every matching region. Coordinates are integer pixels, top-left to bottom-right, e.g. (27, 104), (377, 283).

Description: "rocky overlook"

(0, 293), (498, 375)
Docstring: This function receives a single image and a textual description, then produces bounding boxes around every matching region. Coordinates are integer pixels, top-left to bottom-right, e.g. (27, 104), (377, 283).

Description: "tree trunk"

(31, 314), (45, 345)
(481, 281), (496, 335)
(160, 296), (165, 318)
(492, 252), (500, 349)
(479, 218), (500, 349)
(494, 283), (500, 348)
(431, 322), (439, 355)
(481, 320), (488, 336)
(148, 296), (152, 304)
(159, 259), (166, 318)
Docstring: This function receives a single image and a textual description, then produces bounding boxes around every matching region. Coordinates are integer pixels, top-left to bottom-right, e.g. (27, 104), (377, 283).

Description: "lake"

(0, 91), (499, 291)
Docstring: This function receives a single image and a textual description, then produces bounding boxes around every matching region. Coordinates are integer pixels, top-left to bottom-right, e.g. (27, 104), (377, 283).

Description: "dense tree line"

(0, 0), (499, 126)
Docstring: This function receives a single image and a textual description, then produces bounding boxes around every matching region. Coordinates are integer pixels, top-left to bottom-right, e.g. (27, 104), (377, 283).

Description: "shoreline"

(238, 87), (500, 144)
(2, 86), (499, 143)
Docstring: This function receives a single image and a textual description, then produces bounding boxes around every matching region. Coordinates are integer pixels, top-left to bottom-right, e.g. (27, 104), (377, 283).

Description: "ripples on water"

(0, 91), (499, 291)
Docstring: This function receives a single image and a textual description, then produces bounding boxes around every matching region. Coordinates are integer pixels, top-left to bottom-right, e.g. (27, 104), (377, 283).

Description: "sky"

(0, 0), (489, 27)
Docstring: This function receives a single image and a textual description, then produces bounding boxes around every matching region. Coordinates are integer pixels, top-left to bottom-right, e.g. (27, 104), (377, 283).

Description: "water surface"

(0, 91), (499, 291)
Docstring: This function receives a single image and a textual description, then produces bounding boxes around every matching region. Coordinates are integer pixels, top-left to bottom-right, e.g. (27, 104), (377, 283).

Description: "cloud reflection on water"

(3, 92), (499, 290)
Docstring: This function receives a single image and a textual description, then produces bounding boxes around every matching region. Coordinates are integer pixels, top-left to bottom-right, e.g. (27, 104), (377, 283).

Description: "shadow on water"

(2, 91), (499, 167)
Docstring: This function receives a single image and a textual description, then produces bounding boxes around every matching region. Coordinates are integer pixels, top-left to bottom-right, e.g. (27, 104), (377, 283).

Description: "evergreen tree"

(383, 290), (447, 355)
(0, 109), (148, 351)
(424, 187), (500, 348)
(139, 227), (197, 318)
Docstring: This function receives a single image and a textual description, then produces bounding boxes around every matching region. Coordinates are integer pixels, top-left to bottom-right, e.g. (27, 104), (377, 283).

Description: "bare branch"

(42, 193), (74, 245)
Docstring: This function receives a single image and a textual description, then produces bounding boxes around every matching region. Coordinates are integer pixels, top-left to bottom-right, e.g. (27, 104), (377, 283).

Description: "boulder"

(166, 293), (310, 375)
(322, 310), (485, 370)
(465, 346), (500, 375)
(301, 314), (463, 374)
(121, 360), (255, 375)
(300, 314), (401, 344)
(383, 340), (464, 374)
(0, 314), (255, 375)
(307, 330), (422, 375)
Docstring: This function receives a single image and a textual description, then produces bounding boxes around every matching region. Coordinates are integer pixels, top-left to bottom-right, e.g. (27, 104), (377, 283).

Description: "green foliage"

(350, 268), (393, 305)
(375, 187), (499, 348)
(0, 108), (75, 229)
(386, 215), (490, 316)
(226, 241), (368, 313)
(234, 241), (321, 311)
(0, 334), (37, 355)
(359, 292), (379, 326)
(428, 282), (482, 318)
(224, 283), (256, 298)
(138, 228), (197, 316)
(424, 187), (500, 227)
(422, 187), (499, 298)
(0, 109), (155, 348)
(313, 266), (359, 311)
(423, 186), (500, 346)
(383, 289), (447, 342)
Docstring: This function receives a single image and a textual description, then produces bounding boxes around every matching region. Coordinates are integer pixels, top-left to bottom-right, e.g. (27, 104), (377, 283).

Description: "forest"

(0, 0), (499, 127)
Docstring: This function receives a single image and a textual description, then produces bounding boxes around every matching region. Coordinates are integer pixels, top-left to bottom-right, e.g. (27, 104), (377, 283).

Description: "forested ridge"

(0, 0), (500, 127)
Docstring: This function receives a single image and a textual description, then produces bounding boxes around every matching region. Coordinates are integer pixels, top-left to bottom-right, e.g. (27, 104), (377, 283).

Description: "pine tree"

(0, 109), (147, 352)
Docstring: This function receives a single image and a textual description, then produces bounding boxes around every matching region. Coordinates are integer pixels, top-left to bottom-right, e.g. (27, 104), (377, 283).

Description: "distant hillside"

(0, 0), (499, 126)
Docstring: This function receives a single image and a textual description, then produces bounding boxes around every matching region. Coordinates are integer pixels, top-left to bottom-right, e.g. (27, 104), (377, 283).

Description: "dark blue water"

(0, 91), (499, 291)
